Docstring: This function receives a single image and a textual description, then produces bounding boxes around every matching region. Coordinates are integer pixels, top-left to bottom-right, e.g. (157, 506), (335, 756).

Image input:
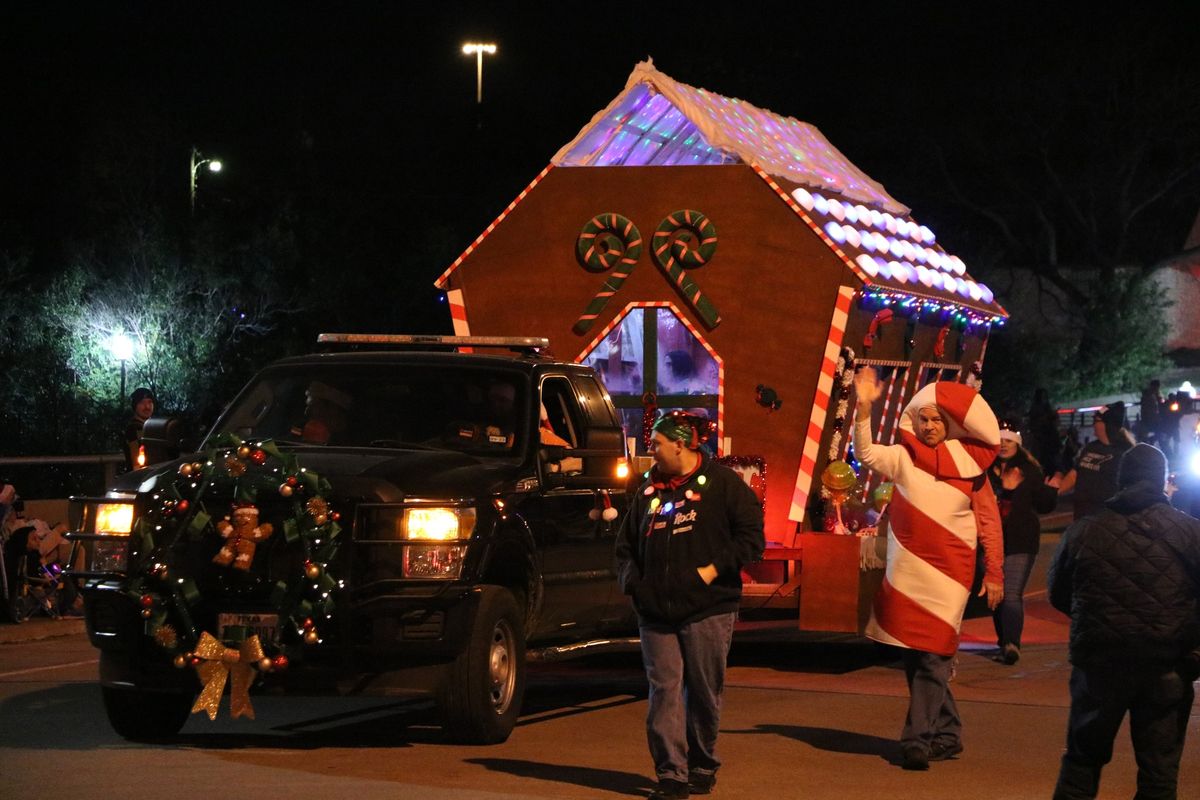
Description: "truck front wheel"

(439, 586), (526, 744)
(102, 685), (193, 741)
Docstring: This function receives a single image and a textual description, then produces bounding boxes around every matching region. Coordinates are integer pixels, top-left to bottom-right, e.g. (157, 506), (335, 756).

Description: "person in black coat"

(1047, 444), (1200, 800)
(616, 411), (764, 800)
(987, 421), (1058, 665)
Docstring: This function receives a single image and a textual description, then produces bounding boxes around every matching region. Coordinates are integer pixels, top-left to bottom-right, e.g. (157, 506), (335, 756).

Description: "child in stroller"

(1, 492), (82, 623)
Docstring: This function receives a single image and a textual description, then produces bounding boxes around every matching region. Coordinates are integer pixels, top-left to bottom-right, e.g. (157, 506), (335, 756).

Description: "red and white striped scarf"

(865, 382), (1000, 656)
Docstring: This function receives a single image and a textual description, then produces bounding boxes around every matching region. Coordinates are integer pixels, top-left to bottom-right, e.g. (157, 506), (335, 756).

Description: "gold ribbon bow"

(190, 632), (265, 720)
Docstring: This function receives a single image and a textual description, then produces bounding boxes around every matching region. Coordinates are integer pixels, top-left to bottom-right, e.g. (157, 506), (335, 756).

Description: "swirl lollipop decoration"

(651, 210), (721, 329)
(821, 459), (858, 535)
(573, 213), (644, 334)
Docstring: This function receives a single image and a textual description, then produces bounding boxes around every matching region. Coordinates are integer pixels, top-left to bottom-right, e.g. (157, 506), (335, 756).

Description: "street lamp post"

(462, 43), (497, 104)
(109, 333), (134, 406)
(189, 146), (223, 215)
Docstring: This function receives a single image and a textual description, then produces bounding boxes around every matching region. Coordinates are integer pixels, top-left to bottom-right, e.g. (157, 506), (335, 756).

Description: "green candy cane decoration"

(651, 210), (721, 329)
(573, 213), (644, 334)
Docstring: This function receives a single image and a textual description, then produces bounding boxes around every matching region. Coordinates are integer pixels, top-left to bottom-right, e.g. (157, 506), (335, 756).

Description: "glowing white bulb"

(856, 254), (879, 276)
(824, 221), (846, 243)
(792, 187), (814, 210)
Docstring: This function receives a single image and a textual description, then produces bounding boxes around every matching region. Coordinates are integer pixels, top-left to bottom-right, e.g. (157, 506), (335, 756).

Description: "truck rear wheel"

(439, 586), (526, 744)
(102, 685), (193, 741)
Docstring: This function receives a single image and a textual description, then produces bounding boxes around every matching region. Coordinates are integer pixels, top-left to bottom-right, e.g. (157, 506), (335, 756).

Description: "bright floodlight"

(462, 42), (498, 103)
(109, 332), (134, 361)
(208, 160), (222, 173)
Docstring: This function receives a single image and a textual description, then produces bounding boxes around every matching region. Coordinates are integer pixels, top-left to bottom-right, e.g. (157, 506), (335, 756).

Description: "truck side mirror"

(142, 416), (186, 465)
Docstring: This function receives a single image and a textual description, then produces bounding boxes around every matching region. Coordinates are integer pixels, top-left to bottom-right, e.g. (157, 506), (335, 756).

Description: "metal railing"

(0, 454), (125, 492)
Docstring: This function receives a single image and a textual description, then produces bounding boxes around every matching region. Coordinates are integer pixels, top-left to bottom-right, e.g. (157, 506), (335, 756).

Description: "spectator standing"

(988, 421), (1058, 665)
(1158, 393), (1183, 461)
(1049, 402), (1135, 521)
(615, 411), (764, 799)
(1027, 387), (1063, 475)
(1139, 378), (1163, 444)
(1048, 443), (1200, 800)
(122, 387), (155, 472)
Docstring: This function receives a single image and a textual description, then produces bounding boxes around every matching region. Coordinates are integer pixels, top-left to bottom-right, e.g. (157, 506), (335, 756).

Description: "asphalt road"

(1, 536), (1198, 800)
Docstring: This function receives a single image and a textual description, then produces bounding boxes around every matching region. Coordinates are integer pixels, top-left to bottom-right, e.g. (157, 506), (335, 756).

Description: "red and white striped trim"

(574, 301), (725, 455)
(433, 165), (554, 290)
(445, 288), (471, 337)
(788, 285), (856, 528)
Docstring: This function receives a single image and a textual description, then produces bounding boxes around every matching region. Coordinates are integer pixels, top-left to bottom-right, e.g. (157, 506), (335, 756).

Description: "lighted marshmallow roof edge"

(552, 58), (908, 215)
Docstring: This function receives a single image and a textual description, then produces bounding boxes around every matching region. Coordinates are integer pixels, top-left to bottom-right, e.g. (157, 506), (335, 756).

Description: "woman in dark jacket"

(987, 420), (1059, 664)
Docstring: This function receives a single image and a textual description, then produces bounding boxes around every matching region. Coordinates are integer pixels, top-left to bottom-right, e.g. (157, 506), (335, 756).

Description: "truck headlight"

(355, 505), (477, 581)
(71, 497), (136, 575)
(403, 507), (476, 541)
(94, 503), (135, 535)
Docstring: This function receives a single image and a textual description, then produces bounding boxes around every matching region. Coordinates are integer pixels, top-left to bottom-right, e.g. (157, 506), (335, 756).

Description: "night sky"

(6, 2), (1200, 331)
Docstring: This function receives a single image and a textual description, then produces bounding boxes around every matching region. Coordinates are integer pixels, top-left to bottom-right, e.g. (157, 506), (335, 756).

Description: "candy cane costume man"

(852, 367), (1004, 771)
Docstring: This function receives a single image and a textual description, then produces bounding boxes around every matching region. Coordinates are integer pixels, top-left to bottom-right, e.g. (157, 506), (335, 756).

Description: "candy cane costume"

(854, 381), (1003, 656)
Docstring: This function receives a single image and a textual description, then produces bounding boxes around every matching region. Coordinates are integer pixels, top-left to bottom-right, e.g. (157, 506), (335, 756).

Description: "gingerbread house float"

(435, 60), (1008, 631)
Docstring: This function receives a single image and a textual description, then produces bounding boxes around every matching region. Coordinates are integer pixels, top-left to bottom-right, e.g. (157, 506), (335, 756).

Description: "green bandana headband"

(652, 412), (705, 450)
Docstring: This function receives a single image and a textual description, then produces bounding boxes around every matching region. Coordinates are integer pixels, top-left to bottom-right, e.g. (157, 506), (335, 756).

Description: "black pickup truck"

(68, 335), (635, 744)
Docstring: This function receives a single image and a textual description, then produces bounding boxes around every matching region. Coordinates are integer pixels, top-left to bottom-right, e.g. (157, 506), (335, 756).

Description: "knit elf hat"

(896, 381), (1000, 479)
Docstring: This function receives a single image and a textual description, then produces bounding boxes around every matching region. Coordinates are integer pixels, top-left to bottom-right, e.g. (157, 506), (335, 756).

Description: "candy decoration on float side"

(573, 213), (644, 334)
(651, 210), (721, 329)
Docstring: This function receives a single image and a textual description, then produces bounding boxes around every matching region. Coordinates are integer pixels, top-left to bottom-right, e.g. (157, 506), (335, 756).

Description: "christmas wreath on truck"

(96, 435), (342, 735)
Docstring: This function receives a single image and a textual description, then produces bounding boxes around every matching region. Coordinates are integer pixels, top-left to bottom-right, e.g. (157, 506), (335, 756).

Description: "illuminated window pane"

(581, 306), (719, 455)
(655, 309), (717, 396)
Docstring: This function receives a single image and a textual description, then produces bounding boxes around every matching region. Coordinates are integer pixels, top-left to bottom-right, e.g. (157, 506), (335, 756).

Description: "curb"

(0, 617), (86, 645)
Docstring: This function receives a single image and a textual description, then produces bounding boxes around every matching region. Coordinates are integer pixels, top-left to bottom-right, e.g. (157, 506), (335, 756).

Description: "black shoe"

(647, 778), (690, 799)
(929, 741), (963, 761)
(1003, 644), (1020, 665)
(901, 745), (930, 771)
(688, 770), (716, 795)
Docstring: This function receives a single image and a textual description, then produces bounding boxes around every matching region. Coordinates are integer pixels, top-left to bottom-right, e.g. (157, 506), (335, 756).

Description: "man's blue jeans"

(639, 612), (736, 783)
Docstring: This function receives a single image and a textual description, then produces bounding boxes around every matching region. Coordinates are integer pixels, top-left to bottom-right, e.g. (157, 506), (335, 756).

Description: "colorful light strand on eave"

(859, 286), (1006, 330)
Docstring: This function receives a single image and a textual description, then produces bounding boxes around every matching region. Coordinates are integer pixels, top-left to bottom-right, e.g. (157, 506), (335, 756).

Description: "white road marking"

(0, 658), (98, 679)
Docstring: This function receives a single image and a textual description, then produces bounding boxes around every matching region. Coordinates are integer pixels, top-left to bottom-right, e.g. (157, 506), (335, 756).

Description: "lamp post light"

(109, 332), (135, 405)
(189, 146), (223, 215)
(462, 42), (497, 104)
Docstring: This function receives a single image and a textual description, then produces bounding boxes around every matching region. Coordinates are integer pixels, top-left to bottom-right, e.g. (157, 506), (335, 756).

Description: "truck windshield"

(206, 364), (529, 458)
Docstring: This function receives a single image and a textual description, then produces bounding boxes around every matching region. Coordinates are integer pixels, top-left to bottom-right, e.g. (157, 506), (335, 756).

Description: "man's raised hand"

(854, 366), (883, 409)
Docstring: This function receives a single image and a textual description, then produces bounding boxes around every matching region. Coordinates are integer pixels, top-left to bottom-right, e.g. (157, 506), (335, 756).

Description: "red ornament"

(176, 499), (189, 514)
(250, 449), (268, 465)
(302, 617), (314, 630)
(140, 594), (155, 609)
(272, 654), (289, 671)
(331, 511), (340, 522)
(863, 308), (894, 351)
(286, 475), (299, 487)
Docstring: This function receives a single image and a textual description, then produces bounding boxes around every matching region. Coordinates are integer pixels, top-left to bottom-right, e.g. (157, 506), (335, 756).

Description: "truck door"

(524, 375), (621, 639)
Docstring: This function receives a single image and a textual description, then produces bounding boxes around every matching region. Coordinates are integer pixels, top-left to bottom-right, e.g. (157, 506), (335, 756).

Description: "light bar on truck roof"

(317, 333), (550, 351)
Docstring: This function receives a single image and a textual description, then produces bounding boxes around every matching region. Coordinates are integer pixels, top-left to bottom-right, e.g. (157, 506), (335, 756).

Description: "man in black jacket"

(616, 412), (764, 800)
(1048, 443), (1200, 800)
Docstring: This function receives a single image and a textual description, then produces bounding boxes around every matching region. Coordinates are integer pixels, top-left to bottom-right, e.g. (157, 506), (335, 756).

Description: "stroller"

(2, 518), (79, 623)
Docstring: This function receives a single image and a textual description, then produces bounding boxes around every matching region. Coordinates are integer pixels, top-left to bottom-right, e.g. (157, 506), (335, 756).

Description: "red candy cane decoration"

(863, 308), (894, 351)
(651, 210), (721, 329)
(573, 213), (643, 335)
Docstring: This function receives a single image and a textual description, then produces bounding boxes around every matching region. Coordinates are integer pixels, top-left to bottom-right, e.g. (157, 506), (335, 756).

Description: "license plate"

(218, 612), (279, 644)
